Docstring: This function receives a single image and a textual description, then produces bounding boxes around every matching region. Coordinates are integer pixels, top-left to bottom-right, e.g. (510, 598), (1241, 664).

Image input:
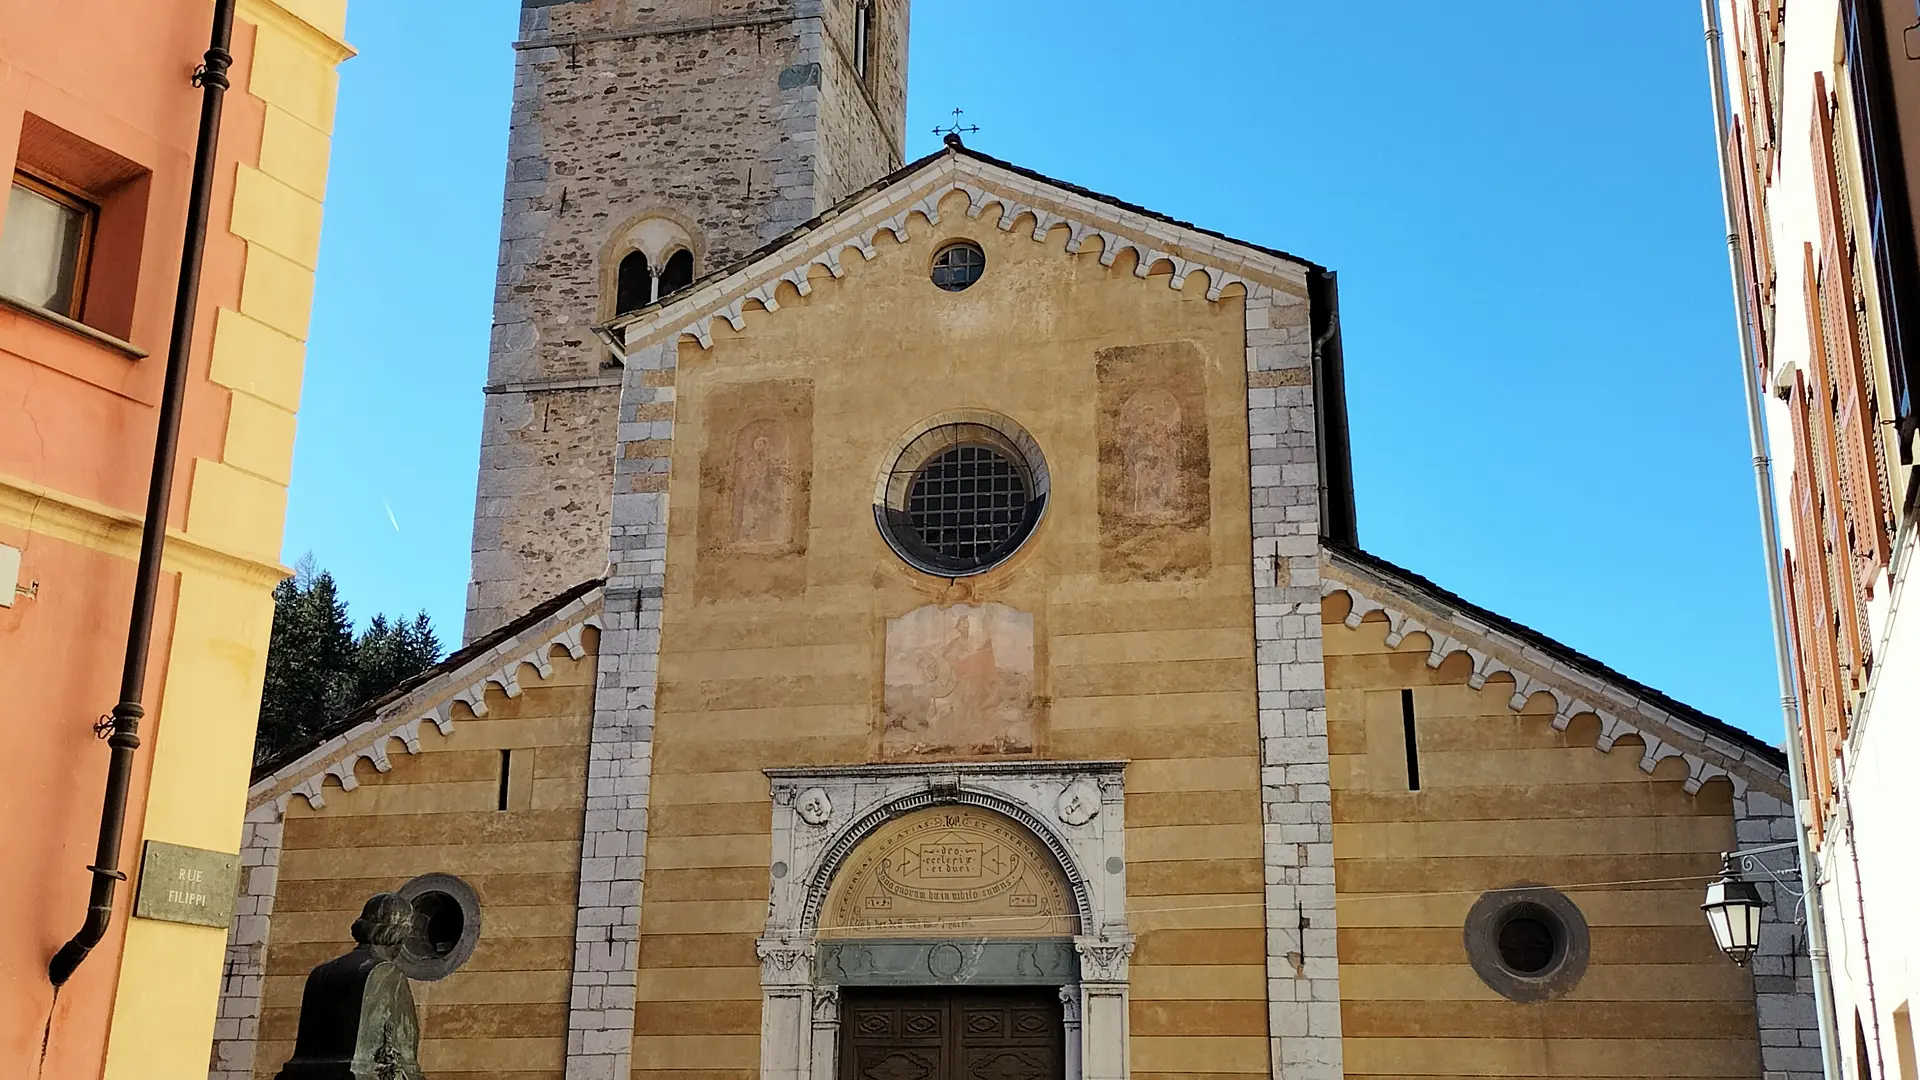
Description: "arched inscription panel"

(821, 806), (1077, 938)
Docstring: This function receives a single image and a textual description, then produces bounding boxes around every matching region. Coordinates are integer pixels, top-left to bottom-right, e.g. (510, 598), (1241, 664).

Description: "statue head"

(350, 893), (417, 959)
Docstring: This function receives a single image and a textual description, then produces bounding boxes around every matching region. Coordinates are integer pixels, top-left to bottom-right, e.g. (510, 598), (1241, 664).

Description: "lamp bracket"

(1725, 842), (1804, 901)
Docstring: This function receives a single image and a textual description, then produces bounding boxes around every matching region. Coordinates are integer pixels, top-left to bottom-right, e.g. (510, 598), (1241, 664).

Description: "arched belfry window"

(657, 249), (694, 299)
(616, 250), (651, 315)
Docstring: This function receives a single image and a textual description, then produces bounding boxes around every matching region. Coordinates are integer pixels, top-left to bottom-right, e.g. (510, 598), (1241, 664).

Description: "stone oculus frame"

(760, 761), (1132, 1080)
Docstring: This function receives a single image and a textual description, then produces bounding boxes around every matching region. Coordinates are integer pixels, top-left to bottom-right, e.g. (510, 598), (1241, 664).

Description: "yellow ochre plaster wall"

(634, 188), (1279, 1080)
(101, 3), (350, 1077)
(253, 635), (600, 1080)
(1323, 592), (1763, 1080)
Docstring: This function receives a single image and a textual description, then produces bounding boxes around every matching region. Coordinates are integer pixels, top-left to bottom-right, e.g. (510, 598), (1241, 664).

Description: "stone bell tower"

(466, 0), (910, 640)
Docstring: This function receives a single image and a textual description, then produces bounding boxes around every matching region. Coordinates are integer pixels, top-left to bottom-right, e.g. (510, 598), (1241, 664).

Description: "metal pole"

(1699, 3), (1844, 1077)
(48, 0), (238, 988)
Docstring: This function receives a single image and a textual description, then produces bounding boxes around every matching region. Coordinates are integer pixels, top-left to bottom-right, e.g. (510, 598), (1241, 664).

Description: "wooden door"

(840, 988), (1063, 1080)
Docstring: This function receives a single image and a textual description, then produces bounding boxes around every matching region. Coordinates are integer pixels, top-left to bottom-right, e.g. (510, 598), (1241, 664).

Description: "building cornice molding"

(0, 471), (288, 587)
(236, 0), (355, 62)
(600, 152), (1312, 360)
(1322, 552), (1791, 800)
(246, 589), (604, 814)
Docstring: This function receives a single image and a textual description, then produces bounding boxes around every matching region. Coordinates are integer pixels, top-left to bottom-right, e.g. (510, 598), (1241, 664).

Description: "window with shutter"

(1789, 374), (1845, 818)
(1803, 244), (1871, 693)
(1783, 553), (1831, 843)
(1811, 72), (1896, 574)
(1731, 121), (1773, 370)
(1841, 0), (1920, 453)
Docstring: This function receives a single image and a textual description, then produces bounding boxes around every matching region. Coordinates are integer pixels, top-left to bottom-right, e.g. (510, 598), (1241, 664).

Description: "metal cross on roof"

(932, 107), (981, 142)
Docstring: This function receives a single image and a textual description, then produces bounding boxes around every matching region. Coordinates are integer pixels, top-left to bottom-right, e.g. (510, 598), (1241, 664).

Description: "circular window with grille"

(874, 418), (1049, 576)
(930, 240), (986, 291)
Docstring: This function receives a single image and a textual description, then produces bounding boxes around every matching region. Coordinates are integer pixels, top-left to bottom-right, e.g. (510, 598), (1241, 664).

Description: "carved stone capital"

(812, 986), (841, 1024)
(1057, 985), (1082, 1025)
(1073, 934), (1134, 984)
(757, 936), (817, 987)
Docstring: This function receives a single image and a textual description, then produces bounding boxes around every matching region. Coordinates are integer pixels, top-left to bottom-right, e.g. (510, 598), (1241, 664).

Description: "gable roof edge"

(1322, 545), (1790, 800)
(247, 580), (606, 815)
(598, 145), (1321, 360)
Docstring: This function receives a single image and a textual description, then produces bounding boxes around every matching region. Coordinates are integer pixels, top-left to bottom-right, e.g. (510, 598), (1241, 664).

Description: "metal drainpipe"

(1699, 2), (1844, 1078)
(47, 0), (238, 989)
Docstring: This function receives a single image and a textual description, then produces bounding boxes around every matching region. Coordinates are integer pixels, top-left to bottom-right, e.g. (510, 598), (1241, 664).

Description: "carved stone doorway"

(841, 988), (1064, 1080)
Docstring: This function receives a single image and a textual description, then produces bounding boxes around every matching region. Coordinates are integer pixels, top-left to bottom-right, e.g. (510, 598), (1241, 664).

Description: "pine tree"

(255, 556), (443, 767)
(351, 612), (442, 709)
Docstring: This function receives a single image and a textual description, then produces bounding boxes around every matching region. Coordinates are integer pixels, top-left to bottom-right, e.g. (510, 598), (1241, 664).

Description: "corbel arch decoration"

(1318, 571), (1780, 801)
(597, 154), (1313, 359)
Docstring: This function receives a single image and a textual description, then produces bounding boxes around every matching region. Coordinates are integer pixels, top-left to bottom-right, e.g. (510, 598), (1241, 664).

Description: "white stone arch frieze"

(1320, 554), (1791, 802)
(758, 761), (1133, 1080)
(594, 149), (1313, 363)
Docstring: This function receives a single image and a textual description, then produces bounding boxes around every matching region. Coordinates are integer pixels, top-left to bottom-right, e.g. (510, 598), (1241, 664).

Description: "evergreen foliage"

(255, 556), (443, 767)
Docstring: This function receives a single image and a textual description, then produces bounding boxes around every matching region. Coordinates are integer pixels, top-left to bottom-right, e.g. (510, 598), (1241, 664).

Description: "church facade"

(214, 4), (1818, 1080)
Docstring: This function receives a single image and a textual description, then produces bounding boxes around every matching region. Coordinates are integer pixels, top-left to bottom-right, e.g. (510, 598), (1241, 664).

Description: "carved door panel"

(841, 990), (1061, 1080)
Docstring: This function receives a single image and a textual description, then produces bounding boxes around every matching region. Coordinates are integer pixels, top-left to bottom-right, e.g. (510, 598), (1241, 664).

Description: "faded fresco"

(728, 418), (795, 549)
(883, 603), (1036, 757)
(695, 379), (813, 599)
(1096, 341), (1212, 581)
(820, 806), (1076, 937)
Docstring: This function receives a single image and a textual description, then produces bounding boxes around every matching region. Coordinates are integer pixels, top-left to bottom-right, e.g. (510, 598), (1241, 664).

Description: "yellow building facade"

(0, 2), (349, 1077)
(225, 137), (1811, 1080)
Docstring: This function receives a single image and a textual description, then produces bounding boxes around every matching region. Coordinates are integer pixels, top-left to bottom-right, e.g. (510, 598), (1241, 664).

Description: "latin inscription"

(822, 806), (1074, 938)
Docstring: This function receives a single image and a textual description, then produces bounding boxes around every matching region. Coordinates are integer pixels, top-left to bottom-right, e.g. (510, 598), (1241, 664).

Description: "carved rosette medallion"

(1055, 781), (1100, 827)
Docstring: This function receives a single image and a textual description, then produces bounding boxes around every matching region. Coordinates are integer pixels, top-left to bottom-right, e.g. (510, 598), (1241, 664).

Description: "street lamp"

(1702, 857), (1768, 965)
(1700, 841), (1800, 966)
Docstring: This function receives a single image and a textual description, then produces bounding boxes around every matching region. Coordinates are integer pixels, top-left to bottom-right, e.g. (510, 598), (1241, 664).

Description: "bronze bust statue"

(274, 893), (424, 1079)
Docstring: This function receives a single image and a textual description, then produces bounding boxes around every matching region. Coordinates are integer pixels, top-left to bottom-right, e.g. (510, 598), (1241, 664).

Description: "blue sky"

(285, 1), (1781, 738)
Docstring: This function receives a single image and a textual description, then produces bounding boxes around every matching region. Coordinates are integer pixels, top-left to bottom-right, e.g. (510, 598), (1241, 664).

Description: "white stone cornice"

(247, 589), (606, 815)
(598, 152), (1313, 361)
(1322, 553), (1790, 800)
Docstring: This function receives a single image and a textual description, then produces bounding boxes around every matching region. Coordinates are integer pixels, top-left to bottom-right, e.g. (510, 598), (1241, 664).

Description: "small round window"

(875, 419), (1048, 576)
(395, 872), (483, 982)
(930, 240), (986, 291)
(1464, 885), (1589, 1002)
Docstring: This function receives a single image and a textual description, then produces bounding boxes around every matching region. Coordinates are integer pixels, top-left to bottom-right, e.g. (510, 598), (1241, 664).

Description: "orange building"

(0, 1), (349, 1077)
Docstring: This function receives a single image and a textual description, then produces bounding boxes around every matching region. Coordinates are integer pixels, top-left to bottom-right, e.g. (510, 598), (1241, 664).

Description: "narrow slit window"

(1400, 688), (1421, 791)
(497, 749), (512, 812)
(854, 1), (871, 81)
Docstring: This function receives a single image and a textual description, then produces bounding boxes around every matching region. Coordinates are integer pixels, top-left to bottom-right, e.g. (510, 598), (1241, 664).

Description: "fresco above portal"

(883, 603), (1036, 758)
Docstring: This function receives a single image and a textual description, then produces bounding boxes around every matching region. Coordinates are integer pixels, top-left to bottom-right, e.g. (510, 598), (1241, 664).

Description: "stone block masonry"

(1735, 787), (1824, 1080)
(466, 0), (906, 641)
(1244, 286), (1344, 1080)
(564, 339), (676, 1080)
